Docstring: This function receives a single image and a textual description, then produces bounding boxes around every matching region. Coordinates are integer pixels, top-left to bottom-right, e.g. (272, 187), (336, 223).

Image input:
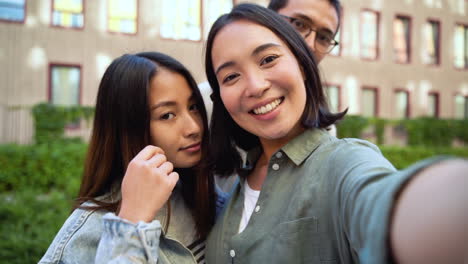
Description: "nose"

(183, 112), (202, 139)
(244, 71), (270, 98)
(304, 31), (317, 52)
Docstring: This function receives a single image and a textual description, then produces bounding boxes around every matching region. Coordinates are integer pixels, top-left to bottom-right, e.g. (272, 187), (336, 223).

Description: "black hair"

(77, 52), (215, 238)
(268, 0), (342, 34)
(204, 3), (346, 176)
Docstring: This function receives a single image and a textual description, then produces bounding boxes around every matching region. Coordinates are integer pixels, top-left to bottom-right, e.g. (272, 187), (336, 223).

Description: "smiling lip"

(179, 142), (201, 152)
(249, 97), (284, 115)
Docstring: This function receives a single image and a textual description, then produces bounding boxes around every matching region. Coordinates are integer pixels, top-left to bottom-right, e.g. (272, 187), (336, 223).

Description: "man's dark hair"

(268, 0), (342, 34)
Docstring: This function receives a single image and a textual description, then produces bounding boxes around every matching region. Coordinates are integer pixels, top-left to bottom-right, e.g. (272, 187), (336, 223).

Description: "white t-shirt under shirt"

(238, 180), (261, 233)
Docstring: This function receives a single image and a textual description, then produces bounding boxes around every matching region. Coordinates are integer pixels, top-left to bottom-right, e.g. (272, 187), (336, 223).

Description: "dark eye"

(189, 103), (199, 112)
(222, 73), (239, 84)
(160, 113), (175, 120)
(260, 55), (278, 66)
(291, 18), (308, 33)
(316, 32), (333, 45)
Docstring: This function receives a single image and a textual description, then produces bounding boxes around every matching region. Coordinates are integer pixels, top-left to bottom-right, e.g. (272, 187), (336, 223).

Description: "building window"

(423, 20), (440, 65)
(0, 0), (25, 22)
(360, 10), (379, 60)
(454, 94), (467, 119)
(395, 90), (410, 119)
(454, 24), (468, 69)
(108, 0), (137, 34)
(394, 15), (411, 64)
(204, 0), (232, 39)
(428, 92), (439, 117)
(52, 0), (84, 28)
(49, 65), (81, 106)
(325, 84), (340, 112)
(161, 0), (201, 41)
(362, 87), (378, 117)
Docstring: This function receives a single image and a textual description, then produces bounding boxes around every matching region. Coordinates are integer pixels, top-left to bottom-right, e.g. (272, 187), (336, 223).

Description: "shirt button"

(272, 163), (280, 170)
(275, 152), (283, 158)
(230, 249), (236, 257)
(255, 205), (260, 213)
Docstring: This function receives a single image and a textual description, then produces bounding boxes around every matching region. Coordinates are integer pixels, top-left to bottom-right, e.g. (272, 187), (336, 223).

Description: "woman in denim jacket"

(39, 52), (226, 264)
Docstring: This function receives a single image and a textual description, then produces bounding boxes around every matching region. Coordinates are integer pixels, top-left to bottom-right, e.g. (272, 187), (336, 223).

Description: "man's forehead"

(279, 0), (339, 33)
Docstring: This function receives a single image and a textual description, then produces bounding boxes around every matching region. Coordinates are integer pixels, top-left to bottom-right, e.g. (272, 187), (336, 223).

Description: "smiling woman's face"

(211, 19), (307, 144)
(148, 67), (203, 168)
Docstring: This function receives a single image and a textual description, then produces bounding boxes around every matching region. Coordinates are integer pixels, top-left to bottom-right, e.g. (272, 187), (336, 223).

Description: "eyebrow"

(215, 43), (281, 75)
(293, 13), (335, 36)
(150, 93), (196, 111)
(151, 101), (176, 111)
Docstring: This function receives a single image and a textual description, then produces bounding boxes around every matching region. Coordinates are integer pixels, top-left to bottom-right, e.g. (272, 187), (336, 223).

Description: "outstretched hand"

(118, 145), (179, 223)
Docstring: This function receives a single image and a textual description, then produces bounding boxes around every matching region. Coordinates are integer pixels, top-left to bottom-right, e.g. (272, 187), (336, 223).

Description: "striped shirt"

(187, 238), (206, 263)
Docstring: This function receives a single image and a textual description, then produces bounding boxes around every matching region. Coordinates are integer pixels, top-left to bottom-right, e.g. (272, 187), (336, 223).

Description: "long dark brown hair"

(205, 4), (347, 176)
(75, 52), (215, 237)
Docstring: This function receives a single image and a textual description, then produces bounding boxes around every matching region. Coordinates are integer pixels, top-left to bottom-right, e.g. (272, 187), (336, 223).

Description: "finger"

(158, 161), (174, 175)
(146, 153), (166, 168)
(134, 145), (165, 161)
(167, 172), (179, 188)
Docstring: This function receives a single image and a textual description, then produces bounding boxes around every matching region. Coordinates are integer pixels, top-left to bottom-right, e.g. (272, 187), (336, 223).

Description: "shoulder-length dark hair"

(205, 3), (347, 176)
(76, 52), (215, 237)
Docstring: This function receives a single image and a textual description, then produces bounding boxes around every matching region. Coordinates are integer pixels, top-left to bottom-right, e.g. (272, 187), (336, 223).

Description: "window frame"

(323, 83), (342, 113)
(48, 63), (82, 106)
(50, 0), (85, 30)
(361, 86), (379, 117)
(159, 0), (203, 42)
(453, 22), (468, 70)
(394, 88), (411, 119)
(359, 8), (380, 61)
(427, 91), (440, 118)
(453, 92), (468, 119)
(424, 18), (441, 67)
(0, 0), (27, 24)
(106, 0), (139, 35)
(393, 14), (413, 65)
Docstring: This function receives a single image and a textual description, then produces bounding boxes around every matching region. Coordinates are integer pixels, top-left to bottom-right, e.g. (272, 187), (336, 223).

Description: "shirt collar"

(282, 128), (328, 165)
(243, 128), (329, 168)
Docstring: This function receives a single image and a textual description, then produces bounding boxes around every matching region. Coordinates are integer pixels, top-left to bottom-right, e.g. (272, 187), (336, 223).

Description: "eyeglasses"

(281, 15), (339, 54)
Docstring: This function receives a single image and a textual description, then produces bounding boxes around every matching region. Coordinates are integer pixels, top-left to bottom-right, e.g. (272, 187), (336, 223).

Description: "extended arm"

(390, 159), (468, 264)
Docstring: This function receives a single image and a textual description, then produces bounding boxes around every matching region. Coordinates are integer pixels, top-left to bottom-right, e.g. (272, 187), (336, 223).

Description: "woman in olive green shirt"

(203, 4), (468, 264)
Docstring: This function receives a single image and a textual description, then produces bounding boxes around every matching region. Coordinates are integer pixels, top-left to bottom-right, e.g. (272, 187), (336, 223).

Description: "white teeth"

(253, 98), (282, 115)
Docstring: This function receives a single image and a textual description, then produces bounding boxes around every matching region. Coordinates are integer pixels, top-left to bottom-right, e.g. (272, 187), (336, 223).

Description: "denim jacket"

(39, 185), (229, 264)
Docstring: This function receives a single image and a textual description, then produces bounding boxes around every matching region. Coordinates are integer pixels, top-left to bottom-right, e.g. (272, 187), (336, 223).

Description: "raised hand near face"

(118, 145), (179, 223)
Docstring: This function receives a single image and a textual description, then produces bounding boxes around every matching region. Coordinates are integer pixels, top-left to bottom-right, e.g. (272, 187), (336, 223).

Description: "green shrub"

(380, 146), (468, 169)
(337, 115), (369, 138)
(0, 141), (86, 263)
(401, 117), (457, 147)
(32, 103), (94, 144)
(0, 189), (74, 264)
(369, 118), (387, 145)
(0, 141), (87, 193)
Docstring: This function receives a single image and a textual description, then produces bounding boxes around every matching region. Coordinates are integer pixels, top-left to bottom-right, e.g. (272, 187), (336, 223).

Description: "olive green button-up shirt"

(206, 129), (446, 264)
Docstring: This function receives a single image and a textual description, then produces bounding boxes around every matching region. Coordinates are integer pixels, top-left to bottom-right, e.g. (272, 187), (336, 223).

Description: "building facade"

(0, 0), (467, 144)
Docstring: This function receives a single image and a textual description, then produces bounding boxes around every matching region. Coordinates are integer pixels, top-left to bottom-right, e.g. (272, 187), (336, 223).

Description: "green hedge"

(0, 141), (86, 264)
(337, 115), (468, 147)
(32, 103), (94, 144)
(380, 146), (468, 169)
(0, 140), (86, 193)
